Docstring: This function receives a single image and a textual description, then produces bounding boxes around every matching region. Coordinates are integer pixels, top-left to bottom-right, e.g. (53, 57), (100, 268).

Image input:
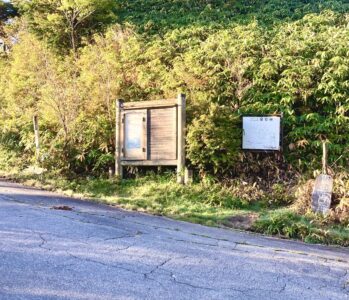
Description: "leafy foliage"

(1, 1), (349, 178)
(117, 0), (349, 34)
(187, 104), (241, 173)
(13, 0), (117, 53)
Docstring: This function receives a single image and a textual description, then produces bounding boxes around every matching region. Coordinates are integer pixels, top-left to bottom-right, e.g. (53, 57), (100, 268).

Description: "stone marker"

(311, 174), (333, 215)
(311, 141), (333, 215)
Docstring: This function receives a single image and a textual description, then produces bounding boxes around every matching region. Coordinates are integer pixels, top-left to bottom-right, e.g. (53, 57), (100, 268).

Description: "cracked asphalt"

(0, 180), (348, 300)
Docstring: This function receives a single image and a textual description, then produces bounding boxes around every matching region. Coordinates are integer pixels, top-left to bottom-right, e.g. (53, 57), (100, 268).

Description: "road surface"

(0, 180), (348, 299)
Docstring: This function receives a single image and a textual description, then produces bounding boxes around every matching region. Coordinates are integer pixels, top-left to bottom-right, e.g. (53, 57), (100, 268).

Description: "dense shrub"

(1, 2), (349, 178)
(117, 0), (349, 33)
(187, 104), (241, 173)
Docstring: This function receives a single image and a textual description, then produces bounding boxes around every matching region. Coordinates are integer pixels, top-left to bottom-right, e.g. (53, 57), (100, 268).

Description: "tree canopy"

(13, 0), (118, 53)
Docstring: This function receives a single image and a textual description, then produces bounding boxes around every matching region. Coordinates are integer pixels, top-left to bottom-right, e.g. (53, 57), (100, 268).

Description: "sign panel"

(242, 116), (281, 151)
(123, 110), (146, 160)
(125, 113), (142, 150)
(149, 107), (177, 160)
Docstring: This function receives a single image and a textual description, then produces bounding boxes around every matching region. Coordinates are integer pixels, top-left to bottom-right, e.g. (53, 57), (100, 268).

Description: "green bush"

(1, 2), (349, 177)
(187, 104), (241, 173)
(252, 211), (349, 246)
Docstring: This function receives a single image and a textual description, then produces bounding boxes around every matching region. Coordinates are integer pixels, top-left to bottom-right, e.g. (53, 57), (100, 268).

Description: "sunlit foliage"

(0, 1), (349, 176)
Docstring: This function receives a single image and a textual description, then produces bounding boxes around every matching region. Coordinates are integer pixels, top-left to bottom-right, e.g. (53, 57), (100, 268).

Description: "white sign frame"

(242, 115), (282, 151)
(122, 110), (147, 160)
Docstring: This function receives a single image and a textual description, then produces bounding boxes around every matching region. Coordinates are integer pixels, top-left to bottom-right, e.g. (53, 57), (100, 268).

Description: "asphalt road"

(0, 180), (348, 300)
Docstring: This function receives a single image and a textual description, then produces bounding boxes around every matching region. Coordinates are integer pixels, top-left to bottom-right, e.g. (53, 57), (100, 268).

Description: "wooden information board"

(115, 94), (186, 183)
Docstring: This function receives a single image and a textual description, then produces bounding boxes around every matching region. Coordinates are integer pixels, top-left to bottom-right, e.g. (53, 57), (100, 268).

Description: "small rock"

(51, 205), (73, 211)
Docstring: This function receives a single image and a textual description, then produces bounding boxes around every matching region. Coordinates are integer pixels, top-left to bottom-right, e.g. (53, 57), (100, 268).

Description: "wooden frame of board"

(115, 94), (186, 184)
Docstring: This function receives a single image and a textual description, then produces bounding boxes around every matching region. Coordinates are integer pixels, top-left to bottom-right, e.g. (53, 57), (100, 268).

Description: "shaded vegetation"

(0, 1), (17, 22)
(117, 0), (349, 33)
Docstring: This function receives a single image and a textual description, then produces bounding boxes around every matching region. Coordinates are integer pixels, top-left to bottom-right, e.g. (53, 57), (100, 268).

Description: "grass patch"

(252, 210), (349, 247)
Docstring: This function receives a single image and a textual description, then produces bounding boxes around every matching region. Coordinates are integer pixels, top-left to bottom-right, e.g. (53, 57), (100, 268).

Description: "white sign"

(242, 116), (281, 151)
(125, 113), (143, 150)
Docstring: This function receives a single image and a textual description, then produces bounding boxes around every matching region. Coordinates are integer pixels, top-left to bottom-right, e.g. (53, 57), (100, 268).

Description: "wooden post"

(115, 99), (124, 179)
(184, 168), (193, 185)
(33, 115), (40, 163)
(177, 94), (186, 184)
(322, 141), (328, 175)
